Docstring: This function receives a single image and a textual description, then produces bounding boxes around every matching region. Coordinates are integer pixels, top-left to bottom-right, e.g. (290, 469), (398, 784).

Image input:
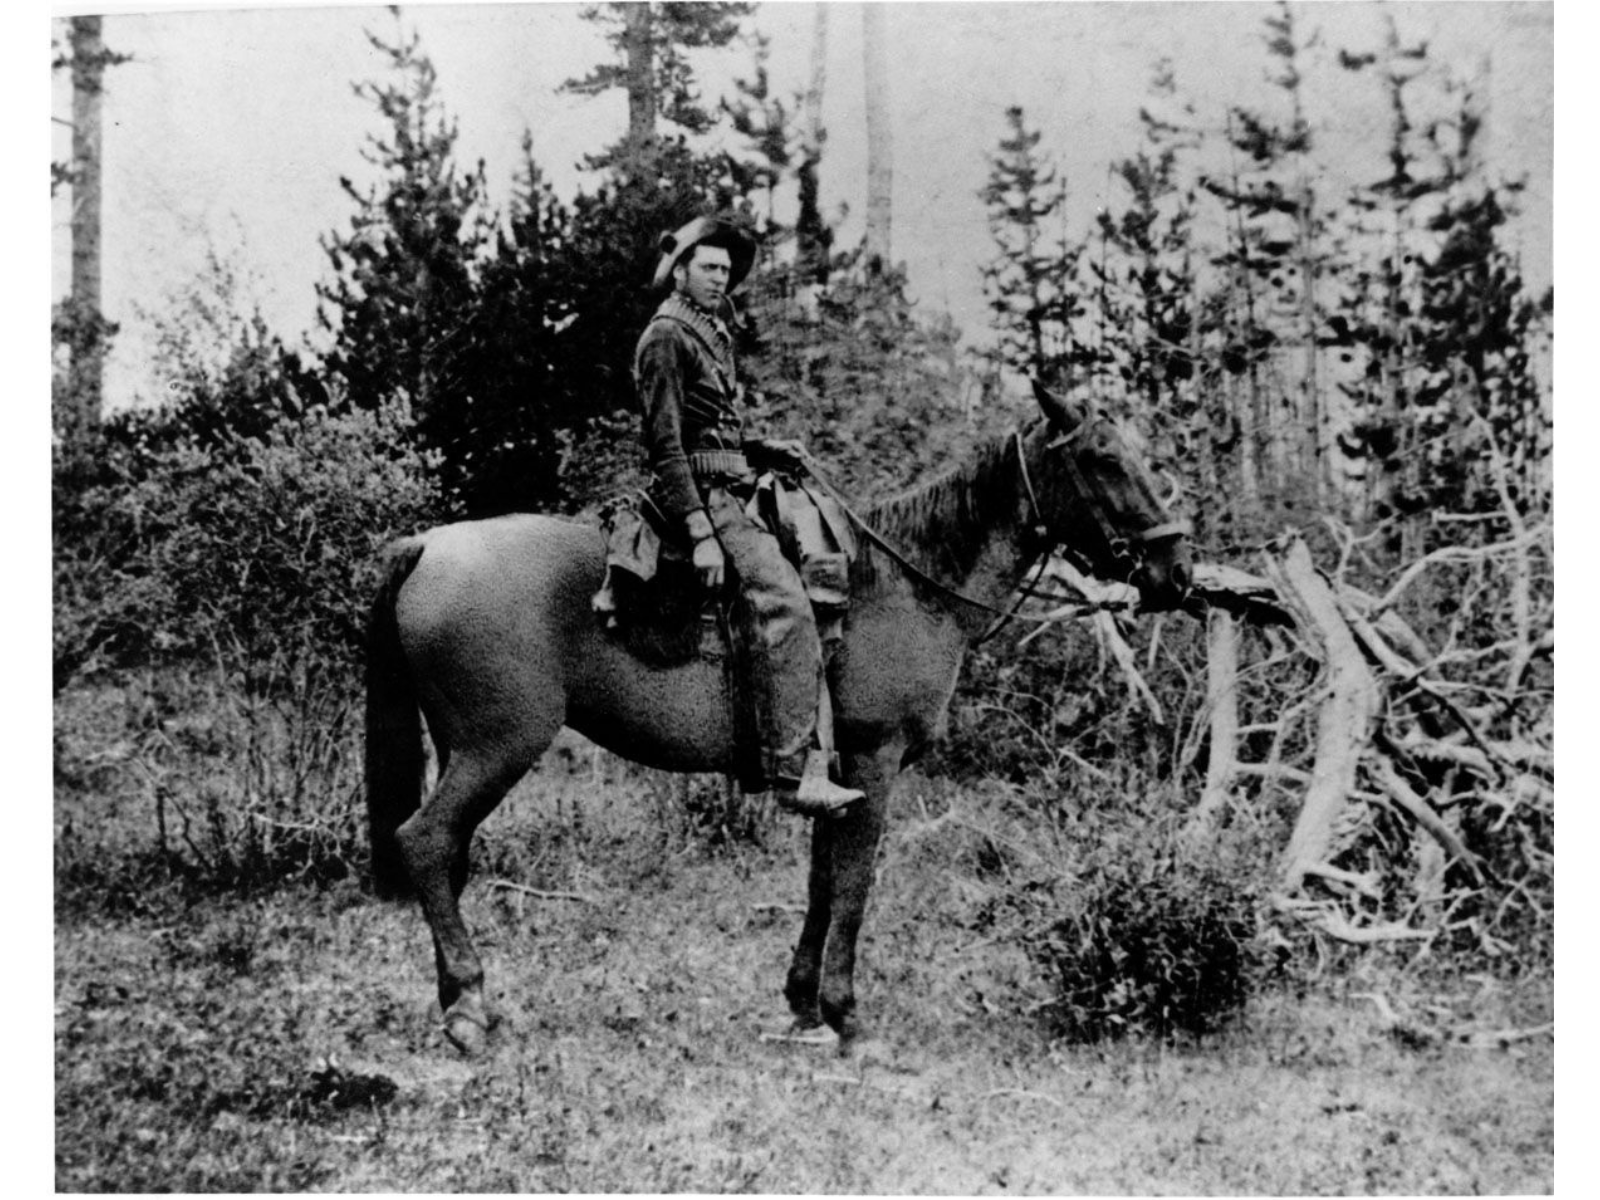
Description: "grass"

(55, 706), (1553, 1193)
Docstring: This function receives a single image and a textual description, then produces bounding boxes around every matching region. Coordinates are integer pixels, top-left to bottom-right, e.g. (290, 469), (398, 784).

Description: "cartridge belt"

(688, 449), (752, 480)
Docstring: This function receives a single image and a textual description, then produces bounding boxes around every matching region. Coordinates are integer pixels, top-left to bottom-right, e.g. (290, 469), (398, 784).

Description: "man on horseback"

(634, 213), (863, 817)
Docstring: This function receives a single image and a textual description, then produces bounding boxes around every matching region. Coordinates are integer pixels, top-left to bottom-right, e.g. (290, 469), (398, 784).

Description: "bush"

(1023, 816), (1266, 1044)
(57, 398), (442, 679)
(54, 394), (446, 888)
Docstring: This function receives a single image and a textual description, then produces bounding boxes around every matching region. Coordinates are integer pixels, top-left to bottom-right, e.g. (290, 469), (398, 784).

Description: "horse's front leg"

(784, 821), (833, 1029)
(807, 746), (896, 1049)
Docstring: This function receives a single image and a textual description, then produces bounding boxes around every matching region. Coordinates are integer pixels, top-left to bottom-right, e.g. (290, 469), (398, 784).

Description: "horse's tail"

(364, 536), (428, 899)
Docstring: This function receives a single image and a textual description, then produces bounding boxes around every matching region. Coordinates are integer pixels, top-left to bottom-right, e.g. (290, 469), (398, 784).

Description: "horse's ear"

(1033, 380), (1085, 432)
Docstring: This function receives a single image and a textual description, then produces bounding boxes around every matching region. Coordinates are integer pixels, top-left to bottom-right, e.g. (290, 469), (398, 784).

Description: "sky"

(49, 2), (1555, 411)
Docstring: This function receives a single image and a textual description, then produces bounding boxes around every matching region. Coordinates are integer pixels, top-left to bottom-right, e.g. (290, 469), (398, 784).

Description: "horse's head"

(1026, 381), (1194, 611)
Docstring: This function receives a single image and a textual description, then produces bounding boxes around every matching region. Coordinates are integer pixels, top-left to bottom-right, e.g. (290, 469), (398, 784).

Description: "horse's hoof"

(442, 1008), (491, 1057)
(836, 1034), (891, 1065)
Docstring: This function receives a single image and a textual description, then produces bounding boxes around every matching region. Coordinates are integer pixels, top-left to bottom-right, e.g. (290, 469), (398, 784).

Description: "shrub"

(54, 393), (446, 888)
(1024, 818), (1266, 1044)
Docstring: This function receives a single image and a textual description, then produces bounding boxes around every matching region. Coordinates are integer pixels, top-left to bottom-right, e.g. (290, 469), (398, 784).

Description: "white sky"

(49, 2), (1553, 409)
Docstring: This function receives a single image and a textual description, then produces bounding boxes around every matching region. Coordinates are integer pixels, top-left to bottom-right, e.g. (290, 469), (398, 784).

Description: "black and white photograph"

(51, 1), (1556, 1191)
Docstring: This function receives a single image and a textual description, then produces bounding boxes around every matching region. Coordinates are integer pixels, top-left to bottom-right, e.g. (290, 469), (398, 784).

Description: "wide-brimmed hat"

(651, 214), (757, 291)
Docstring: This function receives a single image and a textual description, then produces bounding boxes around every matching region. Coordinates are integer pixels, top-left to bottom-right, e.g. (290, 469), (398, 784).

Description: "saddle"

(592, 469), (857, 668)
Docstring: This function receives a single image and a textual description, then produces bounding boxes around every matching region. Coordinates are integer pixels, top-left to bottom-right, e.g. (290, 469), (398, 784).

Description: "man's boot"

(775, 683), (862, 818)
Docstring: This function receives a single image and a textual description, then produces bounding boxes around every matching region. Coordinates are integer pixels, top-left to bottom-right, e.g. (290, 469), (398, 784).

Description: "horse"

(364, 382), (1194, 1056)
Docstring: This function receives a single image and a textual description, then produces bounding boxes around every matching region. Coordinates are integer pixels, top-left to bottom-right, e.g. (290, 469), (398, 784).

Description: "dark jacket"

(634, 294), (746, 519)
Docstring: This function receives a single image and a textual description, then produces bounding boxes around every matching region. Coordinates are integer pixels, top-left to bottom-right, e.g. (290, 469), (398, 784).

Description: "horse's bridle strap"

(1133, 519), (1192, 543)
(1050, 414), (1191, 550)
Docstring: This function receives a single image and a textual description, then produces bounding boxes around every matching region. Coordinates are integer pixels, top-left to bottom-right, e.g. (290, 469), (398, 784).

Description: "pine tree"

(315, 18), (492, 494)
(1329, 16), (1448, 540)
(1095, 62), (1203, 409)
(565, 2), (752, 180)
(448, 135), (584, 516)
(1088, 60), (1213, 529)
(1200, 1), (1333, 510)
(1413, 107), (1550, 531)
(979, 105), (1082, 387)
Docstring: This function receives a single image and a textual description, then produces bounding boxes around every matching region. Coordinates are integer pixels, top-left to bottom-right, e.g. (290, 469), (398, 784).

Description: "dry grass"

(55, 720), (1552, 1193)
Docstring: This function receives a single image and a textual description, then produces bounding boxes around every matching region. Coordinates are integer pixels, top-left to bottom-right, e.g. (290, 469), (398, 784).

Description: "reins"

(790, 433), (1128, 644)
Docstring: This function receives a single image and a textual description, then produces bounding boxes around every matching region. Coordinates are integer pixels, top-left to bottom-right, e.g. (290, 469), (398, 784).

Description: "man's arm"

(636, 327), (707, 525)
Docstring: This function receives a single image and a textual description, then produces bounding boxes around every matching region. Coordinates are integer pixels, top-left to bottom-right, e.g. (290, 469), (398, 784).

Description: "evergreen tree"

(1200, 1), (1333, 509)
(745, 251), (998, 499)
(1413, 135), (1550, 529)
(1329, 20), (1547, 552)
(1329, 16), (1448, 539)
(315, 18), (490, 441)
(719, 35), (794, 229)
(978, 105), (1082, 387)
(1094, 62), (1202, 411)
(449, 136), (584, 516)
(564, 1), (752, 179)
(1088, 61), (1215, 531)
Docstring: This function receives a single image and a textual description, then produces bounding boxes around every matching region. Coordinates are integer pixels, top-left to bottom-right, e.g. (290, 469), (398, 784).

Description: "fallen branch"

(1365, 758), (1489, 885)
(1093, 609), (1165, 725)
(1300, 862), (1383, 900)
(1188, 607), (1240, 832)
(1369, 529), (1548, 617)
(759, 1028), (835, 1046)
(1455, 1023), (1554, 1049)
(1264, 539), (1381, 892)
(486, 880), (600, 904)
(1304, 910), (1436, 945)
(1189, 561), (1295, 627)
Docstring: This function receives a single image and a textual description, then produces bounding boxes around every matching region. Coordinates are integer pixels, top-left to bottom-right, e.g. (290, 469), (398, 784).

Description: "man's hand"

(684, 508), (725, 592)
(692, 535), (726, 592)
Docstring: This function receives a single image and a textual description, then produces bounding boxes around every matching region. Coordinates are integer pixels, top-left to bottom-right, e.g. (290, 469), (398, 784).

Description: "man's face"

(675, 245), (732, 310)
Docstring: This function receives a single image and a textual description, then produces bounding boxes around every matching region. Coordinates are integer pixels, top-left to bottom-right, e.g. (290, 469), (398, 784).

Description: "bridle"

(797, 413), (1188, 644)
(989, 416), (1187, 645)
(1027, 412), (1191, 568)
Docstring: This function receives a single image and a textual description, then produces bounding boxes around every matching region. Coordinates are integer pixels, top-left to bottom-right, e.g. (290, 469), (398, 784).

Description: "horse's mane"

(853, 429), (1024, 593)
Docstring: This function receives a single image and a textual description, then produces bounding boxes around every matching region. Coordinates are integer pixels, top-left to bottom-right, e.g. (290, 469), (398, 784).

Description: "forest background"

(49, 2), (1564, 1190)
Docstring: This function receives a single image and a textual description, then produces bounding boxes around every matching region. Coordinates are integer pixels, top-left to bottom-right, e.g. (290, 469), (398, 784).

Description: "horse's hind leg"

(396, 747), (523, 1055)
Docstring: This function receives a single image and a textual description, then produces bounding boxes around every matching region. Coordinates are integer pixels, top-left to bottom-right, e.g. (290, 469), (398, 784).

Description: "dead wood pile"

(1032, 520), (1553, 964)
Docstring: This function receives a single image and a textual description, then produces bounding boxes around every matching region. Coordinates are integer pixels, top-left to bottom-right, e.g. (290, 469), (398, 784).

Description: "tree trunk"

(862, 3), (892, 272)
(68, 15), (106, 437)
(624, 2), (658, 173)
(1296, 175), (1325, 504)
(796, 3), (829, 287)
